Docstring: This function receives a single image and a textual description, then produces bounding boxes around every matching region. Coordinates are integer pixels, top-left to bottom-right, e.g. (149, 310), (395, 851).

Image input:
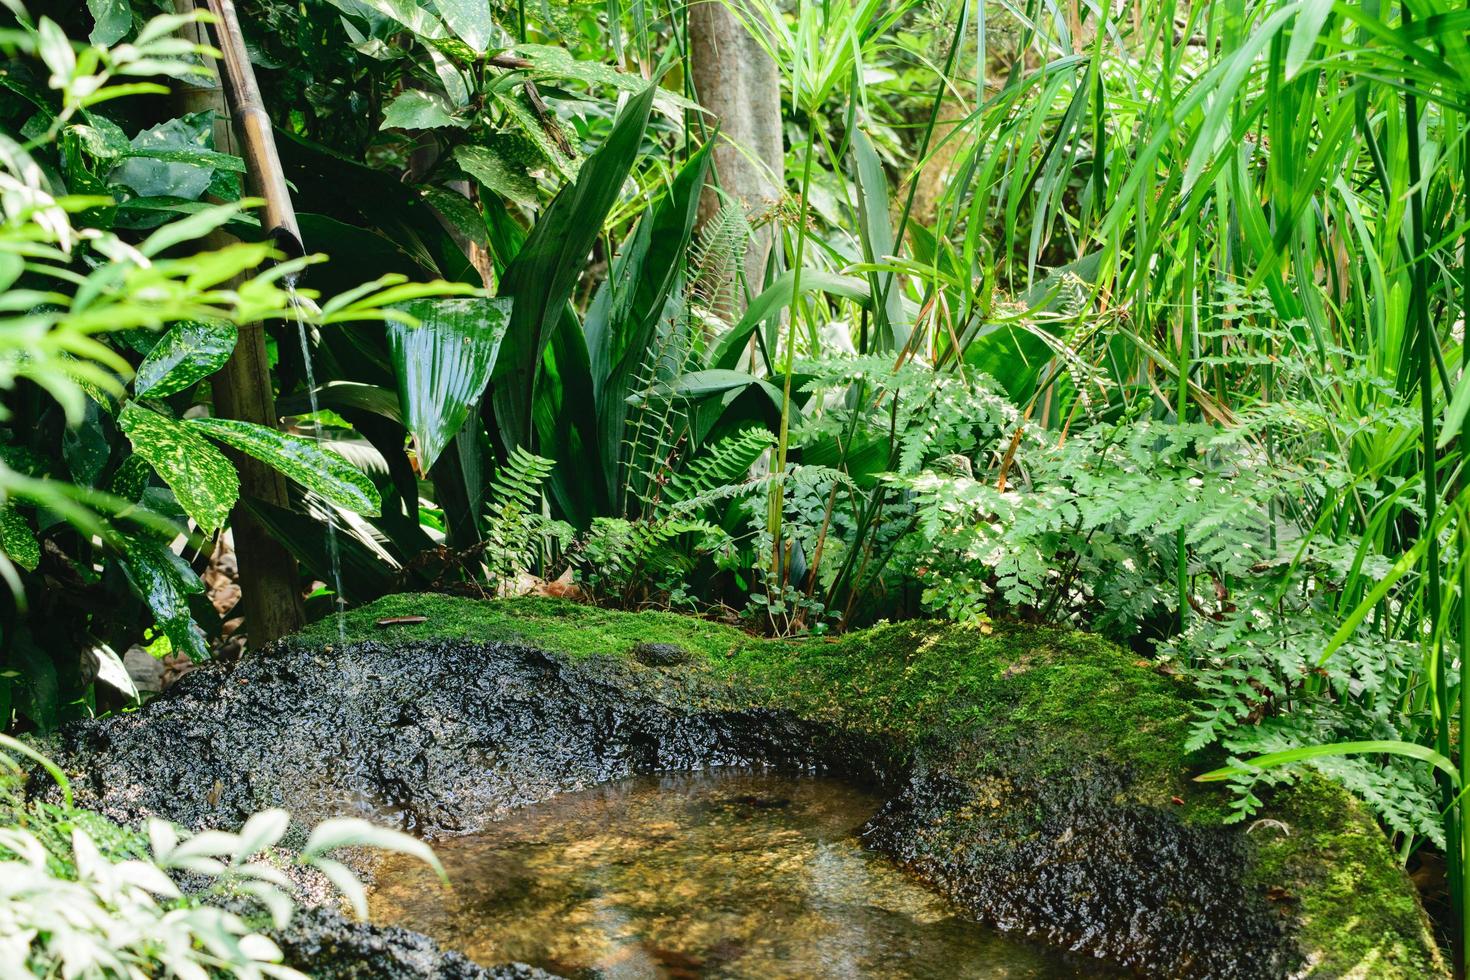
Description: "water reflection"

(369, 769), (1109, 979)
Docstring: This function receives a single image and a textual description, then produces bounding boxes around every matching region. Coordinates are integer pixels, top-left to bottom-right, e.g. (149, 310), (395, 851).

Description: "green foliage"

(0, 5), (452, 731)
(190, 418), (382, 517)
(118, 402), (239, 535)
(481, 448), (572, 588)
(387, 297), (510, 474)
(132, 320), (238, 399)
(0, 735), (442, 977)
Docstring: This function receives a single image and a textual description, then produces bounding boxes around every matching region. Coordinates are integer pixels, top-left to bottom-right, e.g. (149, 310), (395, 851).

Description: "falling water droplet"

(287, 284), (347, 644)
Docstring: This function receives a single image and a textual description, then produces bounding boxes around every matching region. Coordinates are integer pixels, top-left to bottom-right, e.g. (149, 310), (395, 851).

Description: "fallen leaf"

(376, 616), (429, 627)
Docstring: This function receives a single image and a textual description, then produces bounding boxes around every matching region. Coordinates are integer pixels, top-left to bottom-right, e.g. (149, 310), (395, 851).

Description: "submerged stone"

(51, 594), (1446, 978)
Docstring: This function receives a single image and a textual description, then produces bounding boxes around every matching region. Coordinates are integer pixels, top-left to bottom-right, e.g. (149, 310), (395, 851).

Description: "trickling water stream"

(370, 769), (1113, 979)
(285, 285), (346, 643)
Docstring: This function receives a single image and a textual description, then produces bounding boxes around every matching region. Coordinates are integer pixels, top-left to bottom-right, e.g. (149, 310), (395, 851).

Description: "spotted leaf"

(116, 538), (209, 662)
(0, 507), (39, 572)
(188, 418), (381, 516)
(133, 319), (237, 398)
(118, 402), (238, 534)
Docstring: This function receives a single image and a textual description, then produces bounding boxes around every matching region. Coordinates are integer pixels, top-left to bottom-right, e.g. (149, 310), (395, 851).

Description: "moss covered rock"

(56, 594), (1445, 978)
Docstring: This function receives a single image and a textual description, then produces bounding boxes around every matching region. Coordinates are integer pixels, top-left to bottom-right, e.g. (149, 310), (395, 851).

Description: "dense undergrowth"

(2, 0), (1470, 970)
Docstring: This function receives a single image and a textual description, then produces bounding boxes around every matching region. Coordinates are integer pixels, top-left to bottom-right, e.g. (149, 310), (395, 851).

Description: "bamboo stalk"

(175, 0), (304, 644)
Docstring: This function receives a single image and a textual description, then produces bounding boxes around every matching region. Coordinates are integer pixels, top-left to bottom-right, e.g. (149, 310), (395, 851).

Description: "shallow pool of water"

(369, 769), (1110, 979)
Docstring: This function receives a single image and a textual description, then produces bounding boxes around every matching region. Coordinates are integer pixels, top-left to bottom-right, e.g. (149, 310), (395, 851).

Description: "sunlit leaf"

(87, 0), (131, 46)
(189, 417), (381, 516)
(132, 319), (237, 398)
(0, 506), (39, 572)
(118, 402), (238, 534)
(432, 0), (496, 51)
(380, 90), (465, 131)
(388, 297), (509, 473)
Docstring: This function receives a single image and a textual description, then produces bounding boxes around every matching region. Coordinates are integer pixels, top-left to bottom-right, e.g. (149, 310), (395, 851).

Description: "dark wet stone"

(46, 597), (1443, 979)
(631, 641), (693, 667)
(269, 906), (557, 980)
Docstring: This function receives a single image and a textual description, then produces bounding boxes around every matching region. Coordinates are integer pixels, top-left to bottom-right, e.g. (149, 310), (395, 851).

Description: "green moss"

(1246, 777), (1447, 978)
(313, 597), (1204, 802)
(715, 619), (1205, 803)
(293, 593), (751, 663)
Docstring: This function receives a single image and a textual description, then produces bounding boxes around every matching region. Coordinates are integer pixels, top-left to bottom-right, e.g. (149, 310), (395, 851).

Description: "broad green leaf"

(455, 143), (538, 208)
(12, 632), (58, 732)
(111, 113), (217, 201)
(62, 398), (110, 485)
(87, 0), (131, 46)
(133, 319), (237, 397)
(432, 0), (495, 51)
(322, 0), (447, 37)
(88, 642), (138, 701)
(490, 89), (579, 179)
(850, 128), (907, 350)
(380, 90), (465, 131)
(189, 417), (381, 516)
(37, 18), (75, 88)
(116, 538), (210, 663)
(423, 185), (488, 250)
(493, 82), (657, 450)
(388, 297), (510, 473)
(118, 403), (238, 535)
(0, 507), (39, 572)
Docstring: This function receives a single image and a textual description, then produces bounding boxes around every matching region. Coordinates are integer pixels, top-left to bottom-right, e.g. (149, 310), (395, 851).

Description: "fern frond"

(688, 203), (751, 327)
(656, 427), (775, 516)
(620, 314), (696, 515)
(489, 447), (557, 514)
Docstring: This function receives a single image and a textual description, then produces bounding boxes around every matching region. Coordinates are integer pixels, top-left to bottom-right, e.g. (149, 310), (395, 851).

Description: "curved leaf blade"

(133, 320), (238, 398)
(388, 297), (510, 473)
(709, 271), (871, 371)
(116, 538), (210, 663)
(189, 417), (381, 516)
(118, 402), (238, 534)
(1196, 740), (1460, 787)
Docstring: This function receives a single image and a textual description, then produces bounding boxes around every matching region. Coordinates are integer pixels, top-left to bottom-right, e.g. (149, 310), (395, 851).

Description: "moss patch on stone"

(312, 597), (1204, 804)
(295, 593), (750, 664)
(1245, 777), (1447, 978)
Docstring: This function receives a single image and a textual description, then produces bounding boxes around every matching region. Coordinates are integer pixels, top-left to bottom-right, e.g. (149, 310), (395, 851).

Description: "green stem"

(768, 117), (820, 586)
(1460, 96), (1470, 980)
(1403, 9), (1455, 960)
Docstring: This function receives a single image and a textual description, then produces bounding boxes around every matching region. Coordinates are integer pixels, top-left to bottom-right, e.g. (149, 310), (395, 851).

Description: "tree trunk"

(175, 1), (304, 644)
(689, 2), (784, 305)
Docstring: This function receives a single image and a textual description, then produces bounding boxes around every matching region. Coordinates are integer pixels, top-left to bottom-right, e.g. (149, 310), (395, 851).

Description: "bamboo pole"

(175, 0), (303, 644)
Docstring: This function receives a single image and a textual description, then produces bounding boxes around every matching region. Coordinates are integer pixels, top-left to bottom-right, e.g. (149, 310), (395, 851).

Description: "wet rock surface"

(269, 906), (556, 980)
(50, 595), (1445, 979)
